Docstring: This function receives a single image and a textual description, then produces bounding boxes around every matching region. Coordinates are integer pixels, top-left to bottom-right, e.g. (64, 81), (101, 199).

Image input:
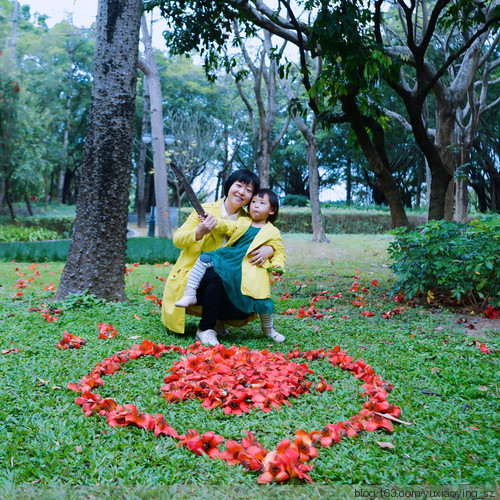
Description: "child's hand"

(248, 245), (274, 266)
(267, 266), (284, 275)
(195, 214), (217, 240)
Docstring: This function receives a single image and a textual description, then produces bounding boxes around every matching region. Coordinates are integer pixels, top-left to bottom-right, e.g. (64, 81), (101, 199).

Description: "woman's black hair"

(253, 188), (279, 224)
(224, 169), (260, 197)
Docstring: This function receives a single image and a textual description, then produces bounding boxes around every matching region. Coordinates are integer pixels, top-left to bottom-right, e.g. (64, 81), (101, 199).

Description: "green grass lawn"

(0, 234), (498, 494)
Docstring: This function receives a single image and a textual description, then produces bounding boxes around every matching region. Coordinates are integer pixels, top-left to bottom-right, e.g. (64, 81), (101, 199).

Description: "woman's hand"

(248, 244), (274, 266)
(195, 214), (218, 241)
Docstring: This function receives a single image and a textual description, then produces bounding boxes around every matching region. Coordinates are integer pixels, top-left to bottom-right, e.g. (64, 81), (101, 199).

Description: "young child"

(175, 188), (286, 342)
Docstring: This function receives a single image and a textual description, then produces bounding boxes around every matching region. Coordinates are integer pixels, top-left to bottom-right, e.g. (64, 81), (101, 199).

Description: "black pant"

(197, 267), (249, 331)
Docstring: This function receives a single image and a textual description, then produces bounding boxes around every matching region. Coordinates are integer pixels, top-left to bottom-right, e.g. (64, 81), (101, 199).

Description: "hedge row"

(274, 211), (428, 233)
(179, 208), (427, 234)
(0, 237), (180, 264)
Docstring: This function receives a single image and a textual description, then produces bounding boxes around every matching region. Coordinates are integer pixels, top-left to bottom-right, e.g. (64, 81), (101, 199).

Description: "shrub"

(388, 214), (500, 308)
(282, 194), (309, 207)
(23, 216), (75, 238)
(0, 225), (60, 242)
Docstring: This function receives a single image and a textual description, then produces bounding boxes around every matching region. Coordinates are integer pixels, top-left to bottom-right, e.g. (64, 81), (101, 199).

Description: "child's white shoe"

(175, 287), (197, 308)
(263, 328), (285, 343)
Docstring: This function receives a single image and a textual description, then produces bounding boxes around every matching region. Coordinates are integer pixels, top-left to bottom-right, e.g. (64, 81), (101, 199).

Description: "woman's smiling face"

(225, 180), (255, 214)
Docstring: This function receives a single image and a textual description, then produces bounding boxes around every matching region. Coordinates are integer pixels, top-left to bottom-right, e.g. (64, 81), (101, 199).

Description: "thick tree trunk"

(427, 170), (452, 221)
(434, 106), (457, 220)
(455, 178), (469, 222)
(55, 0), (142, 301)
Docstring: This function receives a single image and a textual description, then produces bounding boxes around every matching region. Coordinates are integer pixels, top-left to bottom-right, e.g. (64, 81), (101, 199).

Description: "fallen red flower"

(97, 323), (118, 339)
(57, 331), (86, 350)
(293, 429), (318, 462)
(479, 343), (491, 354)
(219, 439), (247, 465)
(183, 431), (224, 458)
(485, 305), (499, 319)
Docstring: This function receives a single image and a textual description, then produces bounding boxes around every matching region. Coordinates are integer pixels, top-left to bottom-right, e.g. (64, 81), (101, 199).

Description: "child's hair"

(253, 188), (279, 223)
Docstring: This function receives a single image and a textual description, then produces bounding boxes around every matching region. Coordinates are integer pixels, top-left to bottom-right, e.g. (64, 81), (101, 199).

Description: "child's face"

(249, 194), (275, 222)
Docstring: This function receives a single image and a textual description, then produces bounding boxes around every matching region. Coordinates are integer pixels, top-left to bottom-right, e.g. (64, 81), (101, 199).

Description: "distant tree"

(139, 16), (172, 238)
(55, 0), (142, 301)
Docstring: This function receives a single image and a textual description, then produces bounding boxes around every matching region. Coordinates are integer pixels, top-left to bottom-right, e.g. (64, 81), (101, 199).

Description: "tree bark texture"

(55, 0), (142, 301)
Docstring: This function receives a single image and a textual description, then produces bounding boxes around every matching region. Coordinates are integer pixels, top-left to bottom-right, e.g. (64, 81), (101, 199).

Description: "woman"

(161, 169), (274, 344)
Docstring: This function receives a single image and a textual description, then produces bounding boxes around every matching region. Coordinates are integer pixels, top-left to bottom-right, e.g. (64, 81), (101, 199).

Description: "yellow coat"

(161, 199), (247, 333)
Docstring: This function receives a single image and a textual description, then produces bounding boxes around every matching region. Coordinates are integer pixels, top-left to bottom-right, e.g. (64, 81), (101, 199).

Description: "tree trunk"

(0, 179), (5, 215)
(277, 61), (327, 240)
(58, 96), (71, 204)
(257, 139), (271, 188)
(24, 193), (33, 216)
(455, 138), (469, 223)
(44, 174), (49, 211)
(427, 170), (453, 221)
(140, 17), (172, 238)
(55, 0), (142, 302)
(416, 154), (422, 208)
(346, 157), (352, 205)
(5, 177), (15, 220)
(306, 136), (329, 242)
(455, 178), (469, 222)
(136, 75), (149, 228)
(341, 91), (408, 228)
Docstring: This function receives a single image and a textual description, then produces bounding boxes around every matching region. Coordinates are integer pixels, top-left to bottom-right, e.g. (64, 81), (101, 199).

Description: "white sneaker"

(196, 329), (219, 346)
(263, 328), (285, 343)
(214, 319), (228, 337)
(175, 287), (197, 308)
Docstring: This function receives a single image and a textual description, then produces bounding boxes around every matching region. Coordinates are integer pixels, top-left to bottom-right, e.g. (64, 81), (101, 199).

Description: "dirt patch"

(451, 313), (500, 339)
